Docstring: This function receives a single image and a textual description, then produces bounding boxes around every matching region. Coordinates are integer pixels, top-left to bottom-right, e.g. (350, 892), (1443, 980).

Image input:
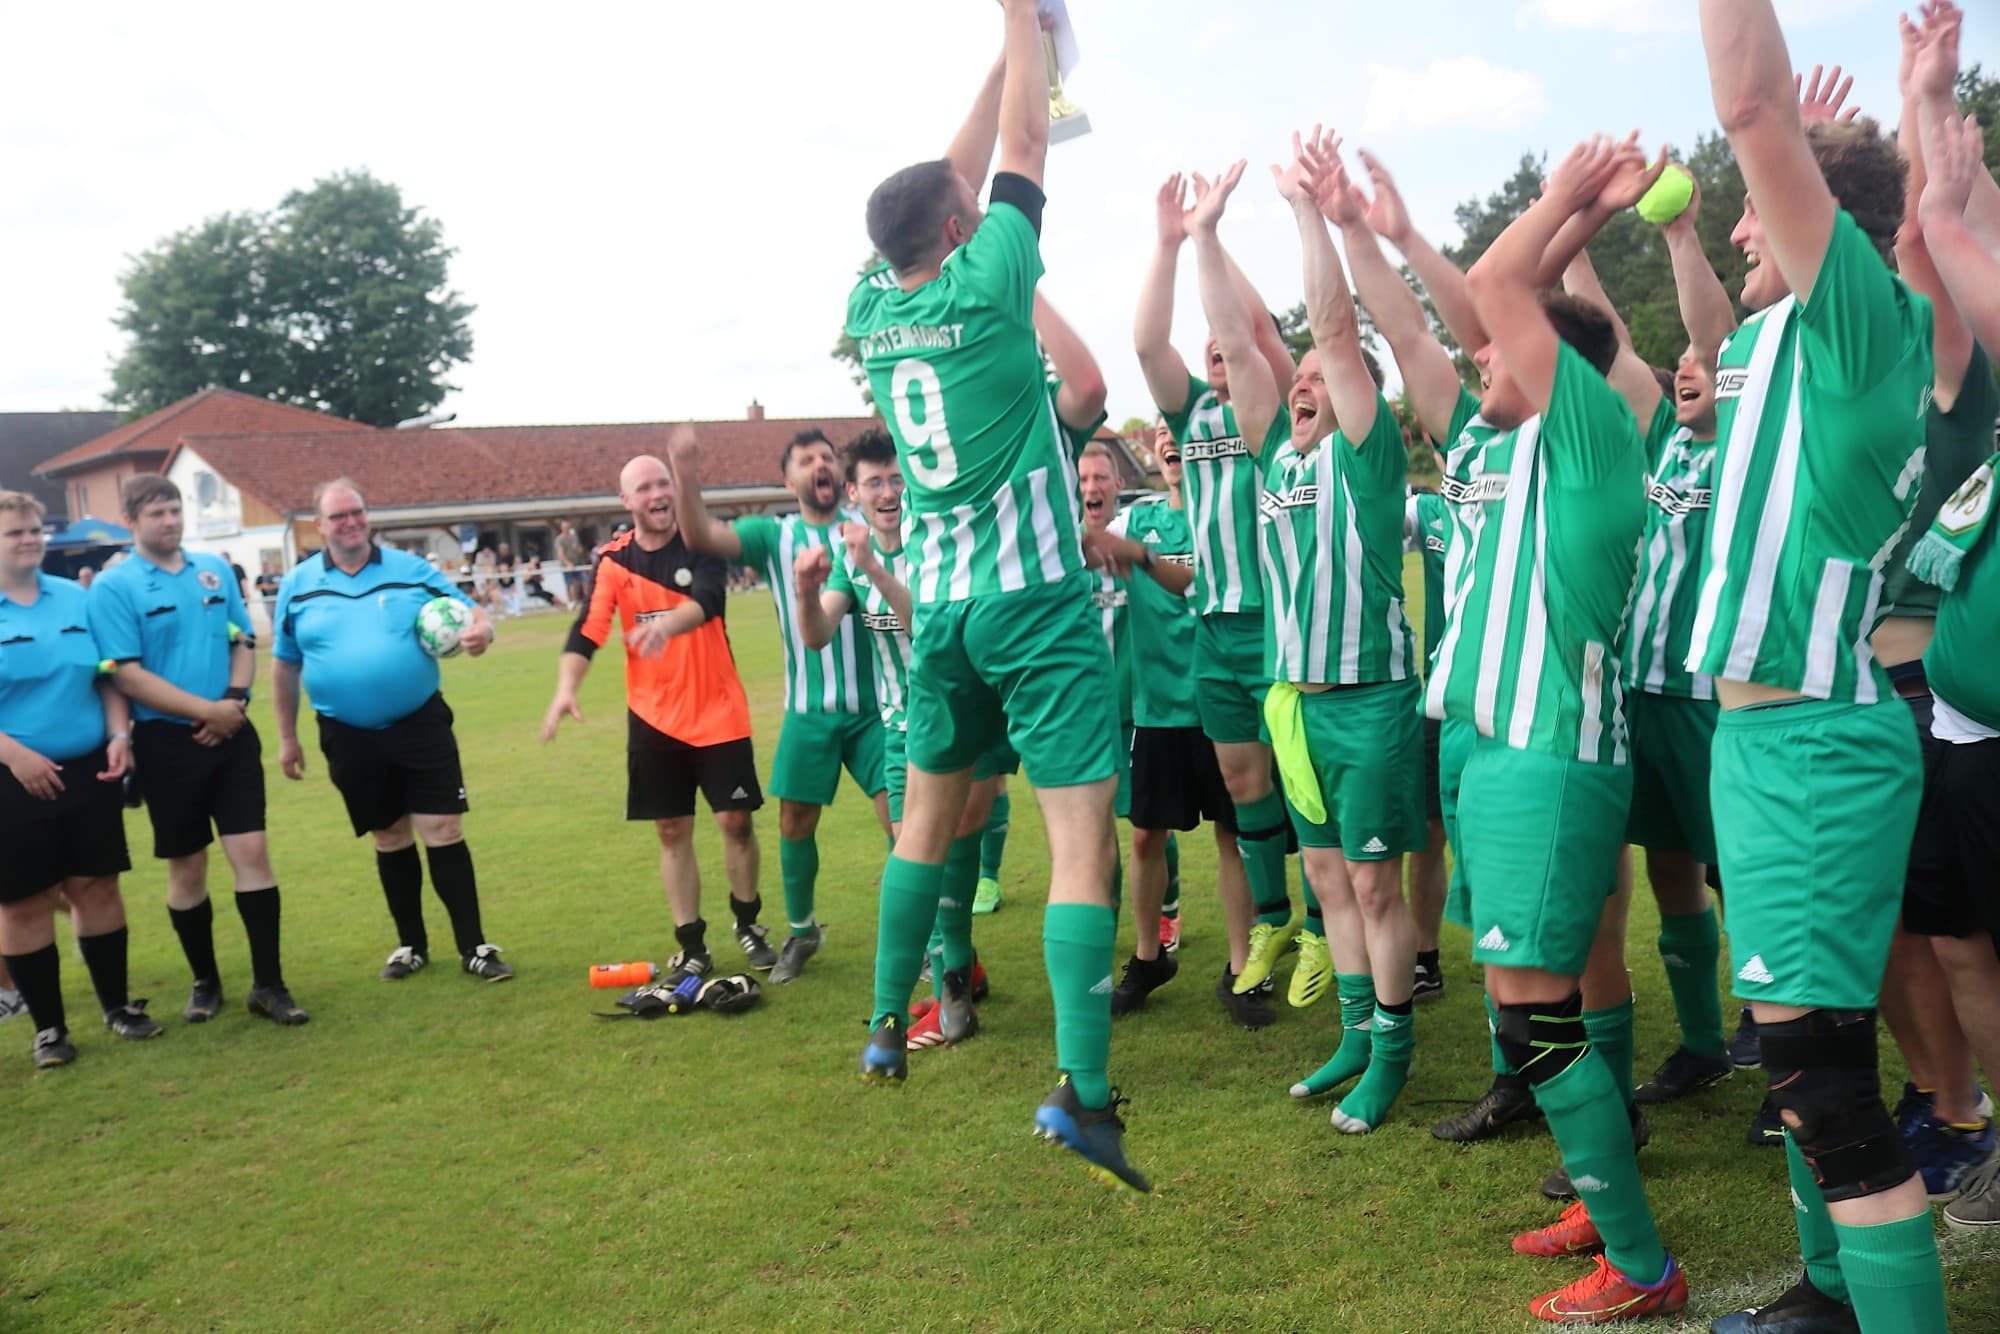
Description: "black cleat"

(1215, 966), (1274, 1031)
(734, 922), (778, 971)
(247, 985), (310, 1026)
(462, 943), (514, 982)
(184, 977), (223, 1023)
(32, 1025), (76, 1068)
(1110, 953), (1178, 1017)
(1034, 1076), (1152, 1194)
(1432, 1075), (1544, 1143)
(1634, 1045), (1733, 1104)
(1727, 1005), (1761, 1070)
(859, 1014), (908, 1084)
(379, 947), (427, 980)
(1709, 1273), (1859, 1333)
(1412, 959), (1445, 1004)
(769, 925), (822, 985)
(1747, 1092), (1787, 1148)
(105, 1000), (165, 1041)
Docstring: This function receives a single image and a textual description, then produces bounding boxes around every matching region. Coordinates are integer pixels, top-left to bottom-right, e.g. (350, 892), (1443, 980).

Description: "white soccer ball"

(415, 597), (472, 659)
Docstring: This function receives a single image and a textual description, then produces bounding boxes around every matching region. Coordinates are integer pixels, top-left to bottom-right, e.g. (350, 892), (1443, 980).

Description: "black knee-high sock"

(235, 889), (284, 989)
(75, 927), (131, 1014)
(375, 846), (428, 954)
(4, 944), (65, 1031)
(424, 841), (485, 957)
(169, 896), (220, 985)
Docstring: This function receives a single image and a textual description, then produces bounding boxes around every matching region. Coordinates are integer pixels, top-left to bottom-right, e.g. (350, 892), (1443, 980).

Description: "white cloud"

(1517, 0), (1867, 34)
(1360, 58), (1548, 134)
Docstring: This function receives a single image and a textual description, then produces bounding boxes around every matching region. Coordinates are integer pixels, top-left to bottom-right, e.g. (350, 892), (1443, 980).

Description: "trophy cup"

(1040, 0), (1090, 143)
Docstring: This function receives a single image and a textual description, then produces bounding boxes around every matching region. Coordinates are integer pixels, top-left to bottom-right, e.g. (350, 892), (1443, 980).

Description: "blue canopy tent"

(41, 516), (131, 579)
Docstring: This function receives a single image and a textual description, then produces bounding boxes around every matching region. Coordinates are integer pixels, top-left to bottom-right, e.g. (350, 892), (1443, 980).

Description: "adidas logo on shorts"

(1737, 954), (1776, 985)
(1089, 975), (1115, 996)
(1660, 952), (1687, 968)
(1361, 837), (1388, 854)
(1477, 926), (1510, 952)
(731, 786), (749, 800)
(1571, 1174), (1608, 1194)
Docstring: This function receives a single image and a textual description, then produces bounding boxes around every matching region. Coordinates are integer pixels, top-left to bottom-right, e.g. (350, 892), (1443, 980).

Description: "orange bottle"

(589, 961), (658, 988)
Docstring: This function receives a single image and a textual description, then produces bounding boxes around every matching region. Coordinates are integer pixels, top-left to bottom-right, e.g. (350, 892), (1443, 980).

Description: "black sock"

(375, 846), (428, 955)
(675, 918), (709, 958)
(168, 897), (220, 985)
(1417, 949), (1440, 972)
(1378, 996), (1414, 1018)
(731, 894), (762, 929)
(76, 927), (131, 1015)
(5, 944), (65, 1032)
(423, 840), (486, 958)
(235, 888), (284, 990)
(1304, 899), (1324, 929)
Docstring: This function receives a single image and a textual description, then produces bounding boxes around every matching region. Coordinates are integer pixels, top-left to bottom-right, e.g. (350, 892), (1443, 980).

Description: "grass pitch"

(4, 568), (1997, 1331)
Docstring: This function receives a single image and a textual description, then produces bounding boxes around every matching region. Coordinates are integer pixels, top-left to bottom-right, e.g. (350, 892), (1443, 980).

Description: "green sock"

(936, 834), (980, 975)
(1657, 908), (1725, 1059)
(1163, 832), (1181, 916)
(1833, 1213), (1947, 1333)
(1582, 997), (1636, 1112)
(1785, 1133), (1848, 1303)
(925, 926), (945, 994)
(1044, 903), (1116, 1109)
(1335, 1003), (1414, 1129)
(1532, 1051), (1668, 1285)
(1234, 792), (1291, 926)
(1293, 973), (1376, 1095)
(872, 856), (943, 1026)
(980, 789), (1011, 881)
(779, 836), (819, 936)
(1487, 992), (1516, 1077)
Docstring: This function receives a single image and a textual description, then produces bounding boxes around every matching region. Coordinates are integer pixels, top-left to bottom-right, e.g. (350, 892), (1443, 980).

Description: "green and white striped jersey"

(1624, 399), (1718, 700)
(1116, 498), (1200, 730)
(846, 202), (1085, 607)
(1164, 373), (1289, 617)
(1257, 395), (1415, 685)
(826, 533), (913, 731)
(1425, 351), (1646, 764)
(1687, 213), (1934, 704)
(736, 513), (877, 716)
(1405, 490), (1450, 669)
(1088, 558), (1133, 724)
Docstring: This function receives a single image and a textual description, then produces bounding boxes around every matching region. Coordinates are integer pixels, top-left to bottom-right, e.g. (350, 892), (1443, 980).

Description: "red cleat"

(1512, 1200), (1605, 1258)
(1528, 1254), (1687, 1324)
(970, 959), (989, 1001)
(906, 999), (949, 1049)
(1159, 916), (1181, 954)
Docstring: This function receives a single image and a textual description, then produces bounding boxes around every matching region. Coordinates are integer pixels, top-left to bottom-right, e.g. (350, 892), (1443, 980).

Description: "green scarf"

(1907, 451), (1998, 591)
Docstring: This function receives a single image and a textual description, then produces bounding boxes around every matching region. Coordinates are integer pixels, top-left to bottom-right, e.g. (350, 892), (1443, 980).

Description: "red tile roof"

(33, 388), (370, 477)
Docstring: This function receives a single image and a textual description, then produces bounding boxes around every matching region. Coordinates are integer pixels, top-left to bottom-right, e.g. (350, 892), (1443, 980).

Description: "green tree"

(1960, 64), (2000, 174)
(110, 170), (474, 426)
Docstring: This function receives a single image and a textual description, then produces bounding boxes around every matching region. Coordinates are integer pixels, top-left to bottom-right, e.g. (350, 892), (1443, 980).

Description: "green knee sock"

(935, 834), (980, 976)
(872, 856), (944, 1026)
(1044, 903), (1116, 1109)
(1657, 908), (1724, 1059)
(1294, 973), (1376, 1095)
(925, 926), (945, 990)
(1162, 832), (1181, 917)
(1335, 1002), (1414, 1129)
(1785, 1133), (1848, 1303)
(1234, 791), (1291, 926)
(1582, 997), (1636, 1112)
(980, 789), (1011, 881)
(1832, 1213), (1947, 1333)
(1301, 898), (1325, 938)
(779, 836), (819, 936)
(1487, 992), (1516, 1077)
(1532, 1051), (1668, 1285)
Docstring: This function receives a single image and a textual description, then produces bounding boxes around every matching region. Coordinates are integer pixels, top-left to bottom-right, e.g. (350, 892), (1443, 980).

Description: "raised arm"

(1655, 174), (1739, 360)
(994, 0), (1049, 190)
(1035, 292), (1108, 432)
(793, 547), (849, 652)
(1701, 0), (1836, 303)
(1563, 246), (1662, 424)
(1225, 248), (1300, 401)
(1277, 130), (1377, 442)
(1911, 3), (2000, 255)
(1188, 163), (1281, 453)
(1135, 174), (1194, 415)
(1919, 113), (2000, 357)
(945, 53), (1007, 201)
(1899, 8), (1976, 407)
(1358, 149), (1489, 356)
(843, 524), (915, 634)
(1533, 139), (1668, 289)
(665, 425), (743, 560)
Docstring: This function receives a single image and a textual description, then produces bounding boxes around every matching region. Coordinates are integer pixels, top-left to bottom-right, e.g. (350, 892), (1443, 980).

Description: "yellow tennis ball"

(1636, 164), (1695, 225)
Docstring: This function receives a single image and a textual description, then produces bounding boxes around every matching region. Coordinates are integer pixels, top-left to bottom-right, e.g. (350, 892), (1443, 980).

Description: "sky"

(5, 0), (1994, 432)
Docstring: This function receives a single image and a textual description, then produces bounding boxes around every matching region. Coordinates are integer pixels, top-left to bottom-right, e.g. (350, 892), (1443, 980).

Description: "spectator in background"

(494, 544), (522, 618)
(221, 551), (253, 612)
(556, 521), (587, 604)
(472, 546), (497, 614)
(255, 561), (281, 602)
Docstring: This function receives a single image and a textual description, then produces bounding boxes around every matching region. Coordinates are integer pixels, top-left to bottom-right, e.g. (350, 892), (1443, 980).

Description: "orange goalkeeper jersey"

(565, 530), (751, 747)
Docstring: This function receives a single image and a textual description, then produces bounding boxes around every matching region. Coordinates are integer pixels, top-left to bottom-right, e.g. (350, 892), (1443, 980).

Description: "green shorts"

(1712, 697), (1921, 1010)
(1624, 690), (1718, 865)
(1458, 736), (1632, 977)
(1116, 723), (1133, 821)
(1194, 612), (1271, 746)
(769, 709), (885, 805)
(883, 726), (908, 825)
(1439, 719), (1477, 929)
(1282, 679), (1425, 858)
(903, 573), (1119, 790)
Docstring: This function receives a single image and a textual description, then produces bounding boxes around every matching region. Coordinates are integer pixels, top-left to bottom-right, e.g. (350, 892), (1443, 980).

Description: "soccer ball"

(415, 597), (472, 658)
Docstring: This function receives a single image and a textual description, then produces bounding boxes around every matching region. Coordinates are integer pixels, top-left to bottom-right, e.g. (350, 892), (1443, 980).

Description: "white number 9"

(891, 358), (957, 488)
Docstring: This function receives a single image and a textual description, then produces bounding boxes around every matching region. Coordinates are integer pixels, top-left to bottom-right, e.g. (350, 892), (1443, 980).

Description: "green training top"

(1882, 342), (2000, 622)
(736, 513), (877, 716)
(1405, 489), (1449, 669)
(826, 533), (913, 731)
(1115, 498), (1200, 730)
(1624, 398), (1718, 700)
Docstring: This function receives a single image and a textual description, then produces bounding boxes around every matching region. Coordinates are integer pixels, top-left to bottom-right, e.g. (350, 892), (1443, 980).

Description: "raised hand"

(840, 522), (877, 572)
(1544, 134), (1641, 215)
(1303, 132), (1368, 228)
(666, 422), (701, 475)
(1911, 2), (1962, 103)
(1596, 139), (1670, 213)
(1270, 128), (1321, 206)
(1921, 112), (1987, 228)
(1187, 161), (1248, 233)
(1356, 150), (1412, 242)
(794, 544), (833, 596)
(1796, 63), (1859, 125)
(1155, 173), (1190, 246)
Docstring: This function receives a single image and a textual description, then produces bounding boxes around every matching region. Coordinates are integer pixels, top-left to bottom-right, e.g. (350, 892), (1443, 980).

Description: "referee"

(272, 479), (512, 983)
(0, 490), (161, 1067)
(90, 475), (305, 1026)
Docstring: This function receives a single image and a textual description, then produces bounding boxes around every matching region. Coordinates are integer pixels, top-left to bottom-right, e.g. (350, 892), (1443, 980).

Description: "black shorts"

(132, 718), (267, 859)
(0, 748), (131, 902)
(1422, 715), (1443, 822)
(1905, 707), (2000, 942)
(1128, 725), (1236, 834)
(628, 712), (764, 821)
(317, 694), (470, 837)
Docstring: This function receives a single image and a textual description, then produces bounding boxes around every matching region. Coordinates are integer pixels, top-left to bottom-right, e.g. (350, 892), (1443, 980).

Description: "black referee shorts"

(132, 718), (267, 859)
(1129, 725), (1236, 834)
(1905, 700), (2000, 943)
(0, 748), (131, 902)
(318, 693), (469, 837)
(628, 711), (763, 822)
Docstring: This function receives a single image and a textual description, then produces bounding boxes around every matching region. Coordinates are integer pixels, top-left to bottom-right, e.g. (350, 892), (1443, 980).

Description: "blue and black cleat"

(1034, 1075), (1151, 1194)
(859, 1014), (908, 1085)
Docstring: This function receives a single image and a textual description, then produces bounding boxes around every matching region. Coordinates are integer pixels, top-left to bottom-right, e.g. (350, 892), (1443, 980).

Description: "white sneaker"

(0, 987), (26, 1024)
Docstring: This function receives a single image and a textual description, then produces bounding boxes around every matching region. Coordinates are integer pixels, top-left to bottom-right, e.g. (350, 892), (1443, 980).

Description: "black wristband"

(223, 687), (251, 702)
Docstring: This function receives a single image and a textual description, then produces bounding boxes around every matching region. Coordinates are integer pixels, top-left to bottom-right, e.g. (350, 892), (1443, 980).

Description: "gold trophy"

(1041, 0), (1090, 143)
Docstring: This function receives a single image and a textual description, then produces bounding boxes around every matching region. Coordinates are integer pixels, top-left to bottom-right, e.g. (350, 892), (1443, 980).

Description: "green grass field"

(6, 570), (1997, 1331)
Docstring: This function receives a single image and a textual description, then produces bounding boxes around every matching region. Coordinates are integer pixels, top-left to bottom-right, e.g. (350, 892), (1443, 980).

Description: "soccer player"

(543, 451), (768, 989)
(1694, 1), (1946, 1327)
(671, 427), (885, 984)
(0, 490), (159, 1067)
(1403, 484), (1449, 1005)
(272, 479), (512, 984)
(90, 475), (305, 1026)
(845, 0), (1146, 1192)
(1136, 168), (1303, 1026)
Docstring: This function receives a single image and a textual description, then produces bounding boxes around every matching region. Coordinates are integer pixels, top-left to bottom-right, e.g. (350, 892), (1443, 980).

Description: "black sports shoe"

(1110, 953), (1178, 1016)
(32, 1025), (76, 1068)
(769, 925), (822, 985)
(1709, 1273), (1859, 1333)
(1747, 1091), (1787, 1148)
(1034, 1076), (1151, 1194)
(1215, 965), (1273, 1031)
(1727, 1005), (1761, 1070)
(379, 947), (427, 980)
(1540, 1108), (1651, 1198)
(462, 943), (514, 982)
(936, 967), (979, 1045)
(1432, 1075), (1544, 1142)
(1634, 1045), (1733, 1104)
(184, 977), (223, 1023)
(104, 1000), (165, 1041)
(859, 1014), (908, 1084)
(1411, 959), (1445, 1004)
(734, 922), (778, 971)
(247, 985), (310, 1026)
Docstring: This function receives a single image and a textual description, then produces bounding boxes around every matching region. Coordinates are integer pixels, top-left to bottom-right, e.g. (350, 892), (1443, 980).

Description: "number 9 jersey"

(845, 173), (1086, 607)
